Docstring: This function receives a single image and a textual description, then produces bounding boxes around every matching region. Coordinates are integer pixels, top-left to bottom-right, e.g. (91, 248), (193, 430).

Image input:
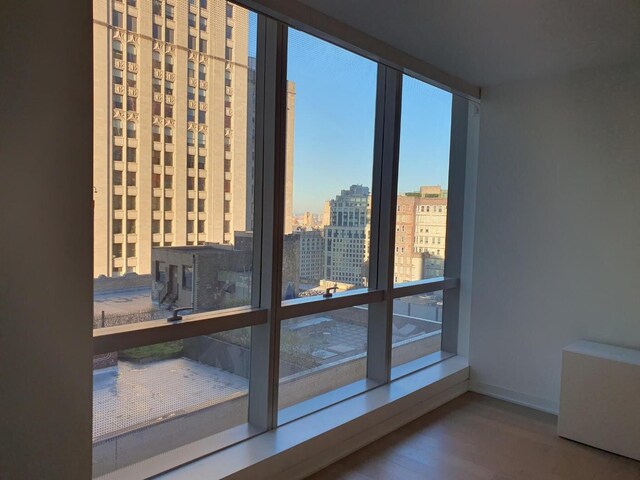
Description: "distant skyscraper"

(323, 185), (370, 286)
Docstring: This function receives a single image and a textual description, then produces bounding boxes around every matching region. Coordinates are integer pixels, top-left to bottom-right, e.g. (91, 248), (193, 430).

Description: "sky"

(248, 14), (453, 216)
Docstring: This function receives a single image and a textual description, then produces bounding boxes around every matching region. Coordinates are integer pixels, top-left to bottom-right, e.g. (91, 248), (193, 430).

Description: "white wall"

(0, 1), (94, 477)
(469, 63), (640, 413)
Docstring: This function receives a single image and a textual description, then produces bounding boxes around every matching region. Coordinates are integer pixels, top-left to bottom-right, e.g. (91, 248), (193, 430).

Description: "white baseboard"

(469, 381), (559, 415)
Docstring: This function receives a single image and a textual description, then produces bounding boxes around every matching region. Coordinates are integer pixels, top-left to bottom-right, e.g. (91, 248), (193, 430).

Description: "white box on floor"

(558, 340), (640, 461)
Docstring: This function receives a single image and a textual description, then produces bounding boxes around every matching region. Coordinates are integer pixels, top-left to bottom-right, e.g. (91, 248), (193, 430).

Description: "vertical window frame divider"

(440, 95), (470, 355)
(367, 65), (403, 384)
(248, 15), (288, 432)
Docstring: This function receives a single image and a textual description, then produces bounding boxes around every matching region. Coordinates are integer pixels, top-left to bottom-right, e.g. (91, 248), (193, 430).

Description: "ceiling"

(295, 0), (640, 88)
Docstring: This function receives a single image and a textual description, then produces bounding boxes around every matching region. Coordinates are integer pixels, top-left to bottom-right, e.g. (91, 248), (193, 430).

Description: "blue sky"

(248, 15), (452, 215)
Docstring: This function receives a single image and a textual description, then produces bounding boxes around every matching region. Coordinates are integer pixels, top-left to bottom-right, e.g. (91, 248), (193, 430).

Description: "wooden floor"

(307, 392), (640, 480)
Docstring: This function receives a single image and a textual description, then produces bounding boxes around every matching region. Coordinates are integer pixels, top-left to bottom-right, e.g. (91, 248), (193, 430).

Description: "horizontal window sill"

(100, 355), (469, 480)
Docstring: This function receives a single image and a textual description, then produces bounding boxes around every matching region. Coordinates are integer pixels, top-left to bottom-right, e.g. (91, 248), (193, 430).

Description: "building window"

(187, 86), (195, 101)
(113, 40), (123, 59)
(152, 51), (161, 70)
(126, 195), (135, 210)
(113, 170), (122, 185)
(165, 103), (173, 118)
(152, 77), (161, 94)
(152, 149), (161, 165)
(165, 27), (174, 43)
(164, 127), (173, 143)
(182, 266), (193, 290)
(187, 154), (195, 168)
(187, 60), (195, 78)
(113, 219), (122, 234)
(127, 121), (136, 138)
(187, 176), (194, 190)
(113, 145), (123, 161)
(112, 10), (123, 28)
(127, 43), (136, 63)
(200, 0), (207, 8)
(188, 34), (196, 50)
(198, 110), (206, 123)
(198, 155), (205, 169)
(199, 39), (207, 53)
(126, 147), (136, 162)
(226, 3), (233, 17)
(188, 12), (196, 28)
(126, 15), (137, 32)
(165, 4), (174, 19)
(165, 54), (173, 73)
(127, 96), (136, 111)
(226, 25), (232, 39)
(113, 195), (123, 210)
(165, 80), (173, 95)
(198, 88), (206, 102)
(153, 0), (161, 15)
(127, 71), (136, 88)
(164, 175), (173, 189)
(112, 119), (122, 137)
(198, 63), (206, 81)
(164, 220), (172, 233)
(187, 108), (195, 122)
(187, 130), (194, 146)
(126, 243), (136, 258)
(113, 69), (123, 85)
(225, 70), (231, 87)
(153, 23), (161, 40)
(126, 171), (136, 187)
(113, 94), (123, 109)
(199, 16), (207, 31)
(164, 197), (172, 210)
(152, 101), (161, 116)
(197, 220), (205, 233)
(225, 46), (232, 60)
(198, 131), (205, 147)
(165, 151), (173, 166)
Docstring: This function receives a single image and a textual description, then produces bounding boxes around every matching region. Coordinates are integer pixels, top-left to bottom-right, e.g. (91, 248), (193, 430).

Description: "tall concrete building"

(323, 185), (370, 287)
(93, 0), (256, 277)
(393, 186), (448, 283)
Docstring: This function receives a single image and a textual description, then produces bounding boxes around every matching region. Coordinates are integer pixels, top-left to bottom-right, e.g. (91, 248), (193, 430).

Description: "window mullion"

(441, 96), (470, 354)
(248, 16), (288, 431)
(366, 65), (403, 383)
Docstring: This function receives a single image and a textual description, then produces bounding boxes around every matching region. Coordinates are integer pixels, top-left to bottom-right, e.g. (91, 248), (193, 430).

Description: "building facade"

(93, 0), (266, 278)
(393, 186), (448, 283)
(323, 185), (370, 287)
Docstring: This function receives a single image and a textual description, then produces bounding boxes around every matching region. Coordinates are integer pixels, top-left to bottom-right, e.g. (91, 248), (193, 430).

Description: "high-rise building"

(93, 0), (254, 277)
(393, 186), (448, 283)
(323, 185), (370, 287)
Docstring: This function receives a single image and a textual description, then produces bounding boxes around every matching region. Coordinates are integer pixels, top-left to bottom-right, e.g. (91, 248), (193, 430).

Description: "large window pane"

(281, 28), (377, 301)
(278, 305), (371, 423)
(393, 75), (452, 284)
(93, 1), (258, 325)
(93, 328), (251, 476)
(391, 292), (443, 371)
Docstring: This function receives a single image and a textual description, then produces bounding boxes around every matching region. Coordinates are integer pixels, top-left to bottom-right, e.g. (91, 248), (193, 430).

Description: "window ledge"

(103, 355), (468, 480)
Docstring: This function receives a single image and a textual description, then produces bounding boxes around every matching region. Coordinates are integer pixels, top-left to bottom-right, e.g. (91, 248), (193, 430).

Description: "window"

(226, 25), (232, 39)
(126, 43), (136, 63)
(126, 147), (136, 162)
(393, 74), (452, 285)
(281, 27), (376, 300)
(126, 96), (136, 111)
(182, 266), (193, 290)
(92, 3), (465, 476)
(127, 0), (136, 6)
(199, 16), (207, 31)
(113, 40), (123, 60)
(113, 69), (123, 85)
(153, 0), (161, 15)
(165, 27), (174, 43)
(225, 46), (232, 60)
(113, 94), (123, 109)
(153, 23), (161, 40)
(126, 71), (136, 88)
(165, 4), (174, 19)
(200, 0), (207, 8)
(188, 34), (196, 50)
(199, 39), (207, 53)
(112, 10), (123, 28)
(112, 119), (122, 137)
(126, 15), (137, 32)
(113, 145), (123, 161)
